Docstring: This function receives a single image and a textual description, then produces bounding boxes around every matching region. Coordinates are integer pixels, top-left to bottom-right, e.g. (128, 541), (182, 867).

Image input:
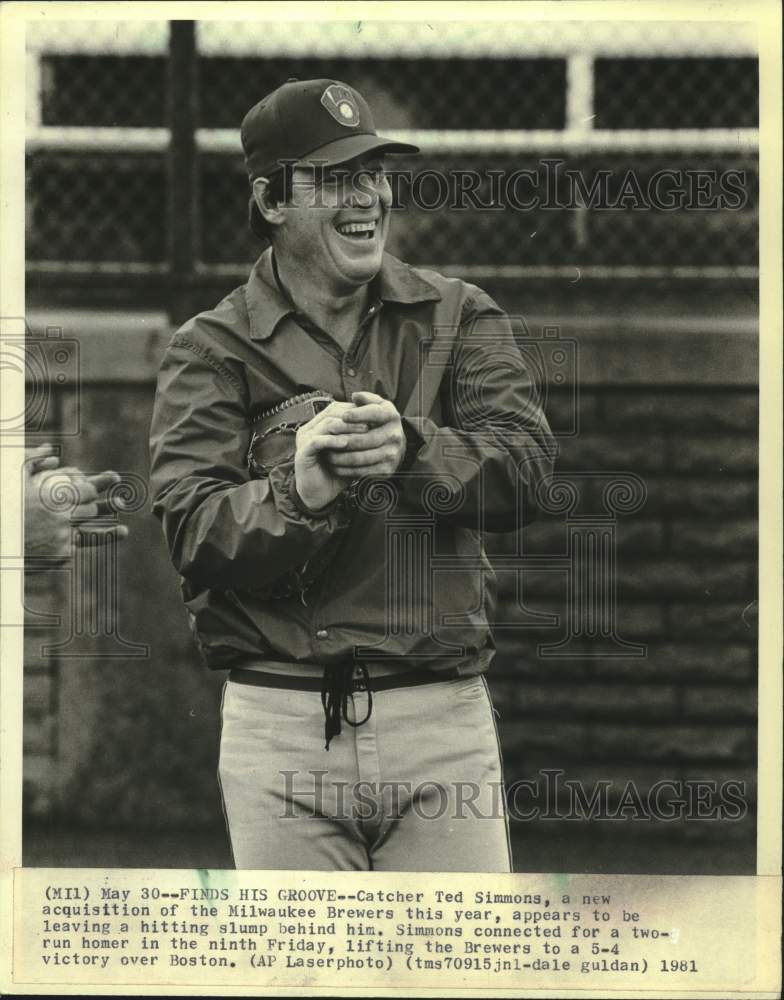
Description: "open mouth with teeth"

(335, 220), (377, 241)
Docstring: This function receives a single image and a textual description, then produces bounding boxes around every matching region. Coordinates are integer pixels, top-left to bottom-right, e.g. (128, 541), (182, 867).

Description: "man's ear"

(252, 177), (286, 228)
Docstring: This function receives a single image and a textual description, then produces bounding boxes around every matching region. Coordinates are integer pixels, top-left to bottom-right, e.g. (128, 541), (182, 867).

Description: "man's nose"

(346, 170), (391, 210)
(376, 174), (393, 208)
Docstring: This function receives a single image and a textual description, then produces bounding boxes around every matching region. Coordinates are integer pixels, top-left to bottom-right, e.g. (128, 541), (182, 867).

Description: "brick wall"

(21, 303), (758, 873)
(487, 384), (757, 872)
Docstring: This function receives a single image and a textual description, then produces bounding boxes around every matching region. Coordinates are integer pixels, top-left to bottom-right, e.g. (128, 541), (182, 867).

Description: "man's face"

(274, 152), (393, 292)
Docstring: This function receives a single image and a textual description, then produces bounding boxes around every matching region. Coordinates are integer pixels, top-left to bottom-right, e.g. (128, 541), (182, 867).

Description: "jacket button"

(346, 367), (356, 377)
(315, 629), (329, 639)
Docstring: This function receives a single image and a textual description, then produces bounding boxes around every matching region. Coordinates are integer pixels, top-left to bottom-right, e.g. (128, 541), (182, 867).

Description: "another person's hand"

(325, 391), (406, 478)
(24, 444), (129, 561)
(293, 402), (368, 511)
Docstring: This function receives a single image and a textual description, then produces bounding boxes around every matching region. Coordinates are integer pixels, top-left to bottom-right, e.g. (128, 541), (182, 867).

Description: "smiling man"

(149, 79), (556, 872)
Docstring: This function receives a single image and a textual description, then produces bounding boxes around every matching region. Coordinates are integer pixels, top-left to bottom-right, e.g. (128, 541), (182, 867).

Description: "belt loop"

(321, 661), (373, 750)
(351, 661), (368, 692)
(345, 662), (373, 728)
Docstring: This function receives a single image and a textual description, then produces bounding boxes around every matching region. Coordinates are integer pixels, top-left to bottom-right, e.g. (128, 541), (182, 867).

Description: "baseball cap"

(242, 78), (419, 232)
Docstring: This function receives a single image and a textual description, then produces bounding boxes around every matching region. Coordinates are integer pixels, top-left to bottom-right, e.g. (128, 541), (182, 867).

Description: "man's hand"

(326, 391), (406, 478)
(24, 444), (129, 561)
(293, 401), (368, 511)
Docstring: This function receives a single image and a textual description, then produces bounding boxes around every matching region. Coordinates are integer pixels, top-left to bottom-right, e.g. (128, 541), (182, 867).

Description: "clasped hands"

(294, 391), (406, 512)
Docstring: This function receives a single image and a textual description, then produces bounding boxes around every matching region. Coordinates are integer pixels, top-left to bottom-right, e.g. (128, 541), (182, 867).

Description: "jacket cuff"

(288, 477), (345, 518)
(270, 464), (353, 524)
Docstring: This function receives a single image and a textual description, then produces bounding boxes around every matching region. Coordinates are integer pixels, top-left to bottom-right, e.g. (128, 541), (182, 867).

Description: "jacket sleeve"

(397, 292), (558, 532)
(148, 332), (350, 591)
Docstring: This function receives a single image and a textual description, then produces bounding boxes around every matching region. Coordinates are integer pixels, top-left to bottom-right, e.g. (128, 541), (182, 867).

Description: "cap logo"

(320, 84), (360, 128)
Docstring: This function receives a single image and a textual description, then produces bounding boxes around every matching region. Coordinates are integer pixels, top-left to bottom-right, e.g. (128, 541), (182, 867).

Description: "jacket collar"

(377, 253), (443, 306)
(244, 247), (441, 341)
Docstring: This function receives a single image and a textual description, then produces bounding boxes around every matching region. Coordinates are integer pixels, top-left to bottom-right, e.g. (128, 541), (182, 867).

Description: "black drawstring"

(320, 662), (373, 750)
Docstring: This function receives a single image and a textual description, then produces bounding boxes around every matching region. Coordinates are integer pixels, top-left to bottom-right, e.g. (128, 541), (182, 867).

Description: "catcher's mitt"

(246, 390), (357, 603)
(247, 389), (334, 478)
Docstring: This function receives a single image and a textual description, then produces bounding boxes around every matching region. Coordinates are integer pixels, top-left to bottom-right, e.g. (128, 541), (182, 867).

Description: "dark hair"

(248, 165), (293, 242)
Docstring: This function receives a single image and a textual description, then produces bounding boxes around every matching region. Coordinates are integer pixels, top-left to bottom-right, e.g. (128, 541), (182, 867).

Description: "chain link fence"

(593, 56), (758, 129)
(27, 152), (167, 264)
(26, 18), (759, 297)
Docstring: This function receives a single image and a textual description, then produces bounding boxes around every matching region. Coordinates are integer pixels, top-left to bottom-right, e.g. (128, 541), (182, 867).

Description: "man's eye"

(309, 165), (384, 191)
(316, 170), (347, 188)
(359, 166), (385, 183)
